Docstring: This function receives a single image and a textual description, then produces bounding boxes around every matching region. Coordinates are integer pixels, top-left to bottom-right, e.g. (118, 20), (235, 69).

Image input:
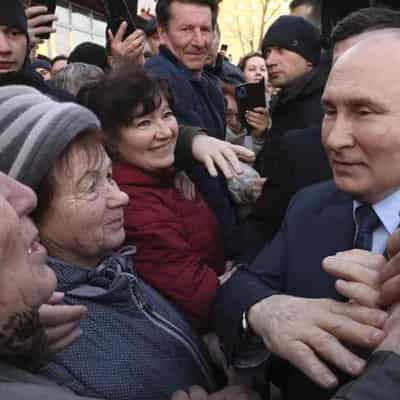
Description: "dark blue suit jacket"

(212, 180), (358, 400)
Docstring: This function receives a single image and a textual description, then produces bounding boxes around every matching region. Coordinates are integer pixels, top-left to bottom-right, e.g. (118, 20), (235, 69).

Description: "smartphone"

(235, 78), (266, 126)
(102, 0), (142, 38)
(31, 0), (57, 40)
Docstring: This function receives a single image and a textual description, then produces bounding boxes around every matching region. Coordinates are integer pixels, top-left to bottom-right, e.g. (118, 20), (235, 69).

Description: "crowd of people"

(1, 0), (400, 399)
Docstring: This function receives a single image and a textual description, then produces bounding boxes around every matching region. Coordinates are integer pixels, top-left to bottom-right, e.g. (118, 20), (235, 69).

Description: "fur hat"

(262, 15), (322, 65)
(0, 85), (100, 190)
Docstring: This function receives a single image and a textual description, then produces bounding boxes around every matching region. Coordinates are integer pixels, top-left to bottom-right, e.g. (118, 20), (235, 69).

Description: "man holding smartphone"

(0, 0), (73, 101)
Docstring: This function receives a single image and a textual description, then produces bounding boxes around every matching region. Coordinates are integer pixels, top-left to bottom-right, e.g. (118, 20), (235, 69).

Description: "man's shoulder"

(289, 181), (346, 214)
(145, 54), (178, 76)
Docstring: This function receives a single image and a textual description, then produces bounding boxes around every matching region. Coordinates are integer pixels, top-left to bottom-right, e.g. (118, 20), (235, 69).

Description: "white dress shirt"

(353, 189), (400, 254)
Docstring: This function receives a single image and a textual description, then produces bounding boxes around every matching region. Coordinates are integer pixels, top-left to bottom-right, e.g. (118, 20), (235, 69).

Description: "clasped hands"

(246, 230), (400, 390)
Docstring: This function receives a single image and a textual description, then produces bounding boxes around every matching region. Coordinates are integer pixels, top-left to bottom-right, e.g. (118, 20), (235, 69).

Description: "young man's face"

(0, 25), (27, 73)
(158, 1), (213, 77)
(264, 46), (312, 88)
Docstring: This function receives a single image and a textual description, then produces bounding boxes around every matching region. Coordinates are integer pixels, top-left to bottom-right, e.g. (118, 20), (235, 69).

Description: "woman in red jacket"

(86, 67), (229, 330)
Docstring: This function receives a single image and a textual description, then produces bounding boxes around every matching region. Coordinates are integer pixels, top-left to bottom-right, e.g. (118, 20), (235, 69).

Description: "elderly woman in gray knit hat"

(0, 85), (257, 400)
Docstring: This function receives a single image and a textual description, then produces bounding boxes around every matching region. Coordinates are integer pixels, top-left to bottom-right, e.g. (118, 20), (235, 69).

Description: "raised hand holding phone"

(25, 0), (57, 47)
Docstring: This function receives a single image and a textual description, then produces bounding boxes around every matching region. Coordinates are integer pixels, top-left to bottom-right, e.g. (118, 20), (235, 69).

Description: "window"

(38, 1), (106, 59)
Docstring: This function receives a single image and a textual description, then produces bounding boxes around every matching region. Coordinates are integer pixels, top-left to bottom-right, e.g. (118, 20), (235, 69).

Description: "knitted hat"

(262, 15), (322, 65)
(0, 85), (101, 190)
(68, 42), (109, 71)
(0, 0), (28, 38)
(31, 59), (52, 72)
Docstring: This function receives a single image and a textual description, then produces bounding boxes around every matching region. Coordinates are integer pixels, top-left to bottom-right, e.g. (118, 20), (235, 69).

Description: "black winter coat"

(255, 63), (328, 177)
(235, 62), (331, 262)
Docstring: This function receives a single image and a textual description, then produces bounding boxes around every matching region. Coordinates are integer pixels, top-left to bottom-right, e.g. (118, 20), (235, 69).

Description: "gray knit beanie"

(0, 85), (101, 190)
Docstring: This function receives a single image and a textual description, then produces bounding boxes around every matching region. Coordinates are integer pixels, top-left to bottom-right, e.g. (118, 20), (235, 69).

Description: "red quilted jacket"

(113, 162), (225, 329)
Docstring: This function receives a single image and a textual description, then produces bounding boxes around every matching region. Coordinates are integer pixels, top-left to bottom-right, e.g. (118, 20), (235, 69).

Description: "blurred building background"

(218, 0), (291, 63)
(38, 0), (291, 61)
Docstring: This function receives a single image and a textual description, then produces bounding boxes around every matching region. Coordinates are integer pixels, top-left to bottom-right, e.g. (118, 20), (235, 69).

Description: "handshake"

(246, 229), (400, 389)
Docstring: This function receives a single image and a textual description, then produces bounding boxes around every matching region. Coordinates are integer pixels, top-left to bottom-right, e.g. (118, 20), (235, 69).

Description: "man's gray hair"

(53, 62), (104, 96)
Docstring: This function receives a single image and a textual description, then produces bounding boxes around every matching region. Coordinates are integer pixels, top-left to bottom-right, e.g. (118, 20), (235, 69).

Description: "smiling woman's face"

(37, 136), (129, 269)
(116, 95), (179, 173)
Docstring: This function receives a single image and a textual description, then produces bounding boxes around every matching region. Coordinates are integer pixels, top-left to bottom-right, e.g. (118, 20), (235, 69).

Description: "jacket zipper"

(124, 274), (216, 390)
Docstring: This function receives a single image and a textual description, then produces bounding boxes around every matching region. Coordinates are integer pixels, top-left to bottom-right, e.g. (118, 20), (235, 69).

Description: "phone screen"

(235, 78), (266, 126)
(102, 0), (139, 38)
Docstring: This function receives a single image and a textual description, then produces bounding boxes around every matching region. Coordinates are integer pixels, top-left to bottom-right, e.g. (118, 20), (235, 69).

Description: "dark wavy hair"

(81, 66), (175, 160)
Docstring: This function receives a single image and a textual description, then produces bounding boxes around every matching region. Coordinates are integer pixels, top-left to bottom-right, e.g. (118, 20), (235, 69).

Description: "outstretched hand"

(191, 135), (255, 179)
(247, 295), (387, 388)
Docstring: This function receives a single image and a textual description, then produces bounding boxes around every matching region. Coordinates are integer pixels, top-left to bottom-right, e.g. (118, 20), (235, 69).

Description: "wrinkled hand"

(174, 171), (196, 200)
(171, 385), (261, 400)
(244, 177), (267, 202)
(322, 250), (384, 307)
(375, 302), (400, 355)
(245, 107), (269, 137)
(39, 292), (87, 354)
(108, 22), (145, 67)
(191, 136), (255, 179)
(379, 229), (400, 307)
(247, 295), (388, 388)
(25, 6), (57, 48)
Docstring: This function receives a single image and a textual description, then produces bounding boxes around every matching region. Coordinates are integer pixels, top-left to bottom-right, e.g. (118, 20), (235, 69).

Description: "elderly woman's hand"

(108, 22), (145, 67)
(25, 5), (57, 48)
(39, 291), (87, 354)
(245, 107), (269, 137)
(191, 136), (255, 179)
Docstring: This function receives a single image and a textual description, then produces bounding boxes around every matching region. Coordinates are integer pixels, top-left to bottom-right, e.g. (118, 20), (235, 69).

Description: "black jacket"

(238, 127), (332, 262)
(332, 351), (400, 400)
(255, 62), (328, 177)
(0, 67), (75, 102)
(236, 61), (331, 262)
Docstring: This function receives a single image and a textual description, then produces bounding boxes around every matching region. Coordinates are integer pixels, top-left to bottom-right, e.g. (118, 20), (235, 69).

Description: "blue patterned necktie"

(353, 205), (381, 251)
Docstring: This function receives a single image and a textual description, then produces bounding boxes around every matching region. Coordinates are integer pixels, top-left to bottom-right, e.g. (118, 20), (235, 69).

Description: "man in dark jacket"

(256, 15), (324, 178)
(238, 15), (328, 260)
(145, 0), (237, 256)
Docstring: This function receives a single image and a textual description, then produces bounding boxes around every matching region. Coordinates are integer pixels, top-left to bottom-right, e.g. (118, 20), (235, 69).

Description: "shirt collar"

(353, 188), (400, 235)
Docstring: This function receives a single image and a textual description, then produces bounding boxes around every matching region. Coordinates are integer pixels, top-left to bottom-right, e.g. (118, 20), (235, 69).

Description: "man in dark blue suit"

(212, 27), (400, 400)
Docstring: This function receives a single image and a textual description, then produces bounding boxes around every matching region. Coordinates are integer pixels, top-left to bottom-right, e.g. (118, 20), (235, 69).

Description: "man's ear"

(157, 24), (168, 45)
